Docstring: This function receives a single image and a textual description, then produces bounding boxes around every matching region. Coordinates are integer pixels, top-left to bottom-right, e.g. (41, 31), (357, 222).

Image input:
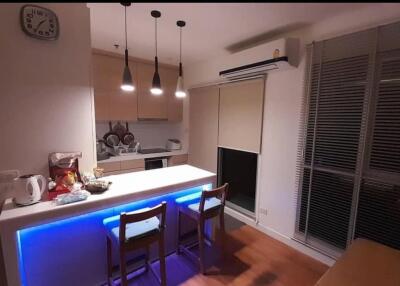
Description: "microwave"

(144, 157), (168, 170)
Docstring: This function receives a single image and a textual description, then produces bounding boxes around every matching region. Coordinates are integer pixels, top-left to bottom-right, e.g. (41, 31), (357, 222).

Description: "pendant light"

(150, 10), (163, 96)
(175, 20), (186, 98)
(120, 2), (134, 92)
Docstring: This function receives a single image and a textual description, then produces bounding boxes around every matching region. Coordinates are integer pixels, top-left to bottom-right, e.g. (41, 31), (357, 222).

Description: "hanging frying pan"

(113, 121), (126, 141)
(122, 122), (135, 146)
(103, 121), (120, 148)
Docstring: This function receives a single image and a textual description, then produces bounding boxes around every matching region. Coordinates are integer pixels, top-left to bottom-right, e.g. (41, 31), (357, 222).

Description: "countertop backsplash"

(96, 121), (183, 149)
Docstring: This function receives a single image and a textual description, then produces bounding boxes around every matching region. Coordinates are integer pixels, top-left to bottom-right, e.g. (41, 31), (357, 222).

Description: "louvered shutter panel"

(369, 56), (400, 173)
(355, 179), (400, 249)
(354, 50), (400, 250)
(297, 22), (400, 256)
(296, 29), (374, 255)
(314, 55), (368, 171)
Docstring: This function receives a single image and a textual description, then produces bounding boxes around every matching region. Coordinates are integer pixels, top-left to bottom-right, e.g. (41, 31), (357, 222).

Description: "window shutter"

(355, 179), (400, 249)
(296, 29), (375, 255)
(314, 55), (368, 172)
(369, 55), (400, 173)
(296, 22), (400, 256)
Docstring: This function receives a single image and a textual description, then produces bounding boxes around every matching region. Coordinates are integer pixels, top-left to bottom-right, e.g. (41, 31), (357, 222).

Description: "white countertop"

(98, 149), (187, 163)
(0, 165), (215, 229)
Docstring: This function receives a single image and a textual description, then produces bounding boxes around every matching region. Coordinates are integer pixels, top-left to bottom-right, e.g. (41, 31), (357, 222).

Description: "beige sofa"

(316, 238), (400, 286)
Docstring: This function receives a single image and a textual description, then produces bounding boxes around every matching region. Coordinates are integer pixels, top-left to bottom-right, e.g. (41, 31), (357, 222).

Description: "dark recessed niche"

(218, 147), (257, 213)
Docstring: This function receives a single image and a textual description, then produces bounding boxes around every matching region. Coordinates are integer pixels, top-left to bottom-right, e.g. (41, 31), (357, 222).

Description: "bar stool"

(176, 183), (229, 274)
(103, 202), (167, 286)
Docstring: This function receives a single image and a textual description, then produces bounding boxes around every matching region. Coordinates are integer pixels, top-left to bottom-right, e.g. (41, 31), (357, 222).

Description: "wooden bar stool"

(176, 183), (228, 274)
(103, 202), (167, 286)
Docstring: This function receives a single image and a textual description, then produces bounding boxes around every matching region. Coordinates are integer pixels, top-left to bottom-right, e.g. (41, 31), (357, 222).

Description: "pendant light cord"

(124, 6), (127, 49)
(179, 27), (182, 63)
(124, 5), (128, 66)
(155, 17), (158, 57)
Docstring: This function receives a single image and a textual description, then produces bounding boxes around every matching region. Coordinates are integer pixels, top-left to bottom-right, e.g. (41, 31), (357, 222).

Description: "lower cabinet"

(97, 154), (188, 176)
(168, 154), (188, 166)
(98, 159), (145, 176)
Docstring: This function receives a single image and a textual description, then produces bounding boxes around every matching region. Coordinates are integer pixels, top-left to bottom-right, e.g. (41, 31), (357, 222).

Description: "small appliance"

(13, 174), (47, 206)
(144, 157), (168, 170)
(166, 139), (182, 151)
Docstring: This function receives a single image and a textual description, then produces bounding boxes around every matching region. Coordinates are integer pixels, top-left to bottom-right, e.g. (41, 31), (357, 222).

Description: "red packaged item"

(48, 152), (82, 200)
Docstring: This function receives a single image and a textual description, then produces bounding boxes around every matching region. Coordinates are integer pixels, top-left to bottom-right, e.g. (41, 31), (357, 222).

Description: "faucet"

(134, 142), (141, 153)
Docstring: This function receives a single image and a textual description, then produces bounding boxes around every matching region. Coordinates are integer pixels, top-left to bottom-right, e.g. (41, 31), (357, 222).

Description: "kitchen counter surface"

(98, 149), (188, 163)
(0, 164), (214, 228)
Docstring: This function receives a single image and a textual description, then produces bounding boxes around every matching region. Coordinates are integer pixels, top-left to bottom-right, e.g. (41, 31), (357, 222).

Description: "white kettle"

(13, 174), (46, 206)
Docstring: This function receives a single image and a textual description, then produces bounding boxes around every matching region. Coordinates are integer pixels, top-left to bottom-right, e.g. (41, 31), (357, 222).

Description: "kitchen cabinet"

(97, 161), (120, 173)
(163, 68), (182, 122)
(92, 53), (138, 121)
(98, 159), (145, 175)
(168, 154), (188, 166)
(219, 78), (264, 153)
(188, 86), (219, 173)
(120, 158), (145, 170)
(136, 62), (180, 120)
(92, 51), (181, 122)
(136, 62), (168, 120)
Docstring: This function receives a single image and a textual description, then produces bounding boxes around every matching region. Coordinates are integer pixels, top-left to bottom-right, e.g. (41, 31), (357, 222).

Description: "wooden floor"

(113, 215), (328, 286)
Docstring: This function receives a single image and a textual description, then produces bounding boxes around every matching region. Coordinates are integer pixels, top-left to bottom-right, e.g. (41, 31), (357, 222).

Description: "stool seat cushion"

(188, 197), (221, 212)
(103, 208), (160, 242)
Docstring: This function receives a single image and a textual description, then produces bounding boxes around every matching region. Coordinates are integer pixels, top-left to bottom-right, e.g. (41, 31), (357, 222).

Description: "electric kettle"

(13, 174), (46, 206)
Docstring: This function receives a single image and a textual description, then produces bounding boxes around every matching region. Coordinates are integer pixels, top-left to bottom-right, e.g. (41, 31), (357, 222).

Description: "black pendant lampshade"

(175, 20), (186, 98)
(120, 2), (134, 92)
(150, 10), (162, 96)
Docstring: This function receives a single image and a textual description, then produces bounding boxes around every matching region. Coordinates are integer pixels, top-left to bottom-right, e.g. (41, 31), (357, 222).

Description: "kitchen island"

(0, 165), (216, 286)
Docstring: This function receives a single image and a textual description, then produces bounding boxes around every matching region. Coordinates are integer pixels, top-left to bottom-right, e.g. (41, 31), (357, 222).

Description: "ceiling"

(88, 3), (370, 66)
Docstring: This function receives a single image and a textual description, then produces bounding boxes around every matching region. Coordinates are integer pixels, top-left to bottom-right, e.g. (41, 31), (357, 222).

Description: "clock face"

(20, 5), (59, 40)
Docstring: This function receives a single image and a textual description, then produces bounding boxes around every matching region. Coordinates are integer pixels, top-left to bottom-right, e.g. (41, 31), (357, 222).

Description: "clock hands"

(34, 19), (46, 32)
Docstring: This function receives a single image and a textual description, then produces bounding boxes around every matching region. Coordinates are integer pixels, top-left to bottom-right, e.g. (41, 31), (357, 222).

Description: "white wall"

(0, 3), (95, 176)
(184, 3), (400, 265)
(95, 121), (184, 149)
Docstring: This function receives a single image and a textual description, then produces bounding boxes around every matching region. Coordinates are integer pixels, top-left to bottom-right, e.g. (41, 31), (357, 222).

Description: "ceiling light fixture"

(150, 10), (162, 96)
(175, 20), (186, 98)
(120, 2), (134, 92)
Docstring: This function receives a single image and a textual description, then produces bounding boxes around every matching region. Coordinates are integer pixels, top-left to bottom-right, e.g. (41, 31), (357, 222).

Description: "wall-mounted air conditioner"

(219, 38), (299, 80)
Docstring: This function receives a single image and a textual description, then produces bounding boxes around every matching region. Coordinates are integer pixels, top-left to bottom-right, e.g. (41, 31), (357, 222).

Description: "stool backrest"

(199, 183), (229, 213)
(119, 201), (167, 243)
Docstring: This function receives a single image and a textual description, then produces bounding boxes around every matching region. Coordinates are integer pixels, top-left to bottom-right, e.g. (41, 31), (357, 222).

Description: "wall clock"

(20, 4), (59, 40)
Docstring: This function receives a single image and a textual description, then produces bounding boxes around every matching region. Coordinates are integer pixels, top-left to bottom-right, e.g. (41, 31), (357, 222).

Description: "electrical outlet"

(260, 208), (268, 216)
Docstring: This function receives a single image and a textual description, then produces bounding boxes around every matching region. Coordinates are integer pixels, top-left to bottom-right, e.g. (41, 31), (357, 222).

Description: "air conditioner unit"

(219, 38), (299, 79)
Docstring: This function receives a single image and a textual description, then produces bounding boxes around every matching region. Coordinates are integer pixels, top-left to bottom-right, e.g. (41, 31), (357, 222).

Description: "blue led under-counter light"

(175, 183), (212, 204)
(175, 192), (201, 203)
(17, 183), (212, 286)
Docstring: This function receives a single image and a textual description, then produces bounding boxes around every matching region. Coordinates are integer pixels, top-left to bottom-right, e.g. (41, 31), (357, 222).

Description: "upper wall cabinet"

(92, 53), (138, 121)
(218, 78), (265, 153)
(163, 67), (182, 122)
(136, 62), (181, 121)
(136, 62), (166, 119)
(92, 51), (181, 122)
